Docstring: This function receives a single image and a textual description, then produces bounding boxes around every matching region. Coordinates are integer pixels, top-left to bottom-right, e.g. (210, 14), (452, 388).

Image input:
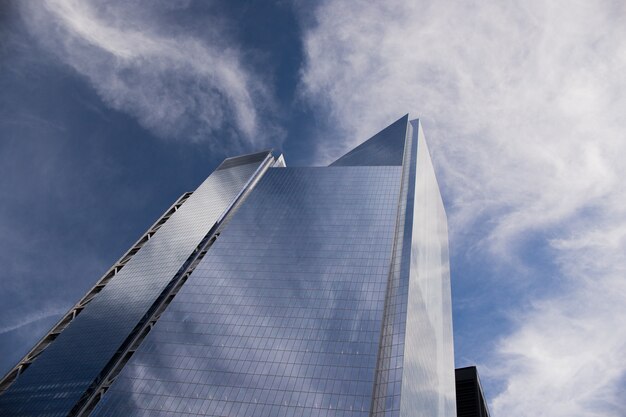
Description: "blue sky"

(1, 1), (625, 416)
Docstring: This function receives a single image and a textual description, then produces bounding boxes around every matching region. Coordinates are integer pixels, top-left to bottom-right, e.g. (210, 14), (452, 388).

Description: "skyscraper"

(0, 115), (456, 417)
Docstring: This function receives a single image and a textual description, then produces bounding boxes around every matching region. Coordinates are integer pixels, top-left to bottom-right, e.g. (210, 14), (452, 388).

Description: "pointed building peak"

(329, 115), (409, 167)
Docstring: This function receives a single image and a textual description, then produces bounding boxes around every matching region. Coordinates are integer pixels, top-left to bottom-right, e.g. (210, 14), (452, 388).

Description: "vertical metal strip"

(370, 120), (417, 417)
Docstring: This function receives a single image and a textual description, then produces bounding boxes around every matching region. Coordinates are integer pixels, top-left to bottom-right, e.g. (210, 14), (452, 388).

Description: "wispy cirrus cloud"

(19, 0), (281, 150)
(299, 0), (626, 415)
(0, 307), (68, 336)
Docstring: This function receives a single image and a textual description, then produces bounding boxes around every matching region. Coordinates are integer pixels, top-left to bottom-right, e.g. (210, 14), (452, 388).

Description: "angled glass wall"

(92, 166), (403, 417)
(0, 116), (456, 417)
(0, 152), (273, 417)
(399, 121), (456, 417)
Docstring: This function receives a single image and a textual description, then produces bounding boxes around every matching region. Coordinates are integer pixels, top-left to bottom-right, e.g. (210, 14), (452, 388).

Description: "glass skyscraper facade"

(0, 116), (456, 417)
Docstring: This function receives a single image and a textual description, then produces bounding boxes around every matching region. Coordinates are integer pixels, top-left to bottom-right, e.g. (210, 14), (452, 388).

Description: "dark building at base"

(455, 367), (490, 417)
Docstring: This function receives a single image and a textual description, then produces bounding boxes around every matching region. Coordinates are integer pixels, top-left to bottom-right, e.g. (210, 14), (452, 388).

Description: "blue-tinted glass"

(369, 120), (455, 417)
(217, 151), (271, 171)
(400, 121), (456, 417)
(0, 116), (456, 417)
(92, 166), (403, 417)
(371, 119), (414, 417)
(330, 115), (408, 167)
(0, 153), (270, 417)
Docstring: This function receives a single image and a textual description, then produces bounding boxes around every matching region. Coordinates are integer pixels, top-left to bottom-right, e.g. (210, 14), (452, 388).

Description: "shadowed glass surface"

(330, 115), (408, 167)
(0, 153), (270, 417)
(92, 166), (402, 417)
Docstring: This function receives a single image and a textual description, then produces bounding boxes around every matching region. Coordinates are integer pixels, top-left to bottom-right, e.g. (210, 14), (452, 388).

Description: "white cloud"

(19, 0), (280, 150)
(0, 306), (67, 335)
(299, 0), (626, 415)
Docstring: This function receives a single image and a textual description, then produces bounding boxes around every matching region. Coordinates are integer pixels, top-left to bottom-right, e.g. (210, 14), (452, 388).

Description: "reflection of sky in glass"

(371, 119), (414, 417)
(330, 115), (407, 167)
(0, 155), (268, 417)
(400, 122), (456, 417)
(93, 166), (402, 417)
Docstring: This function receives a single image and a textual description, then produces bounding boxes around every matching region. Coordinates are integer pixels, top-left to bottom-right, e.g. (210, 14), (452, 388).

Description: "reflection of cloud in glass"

(402, 126), (456, 417)
(92, 166), (402, 416)
(0, 158), (268, 416)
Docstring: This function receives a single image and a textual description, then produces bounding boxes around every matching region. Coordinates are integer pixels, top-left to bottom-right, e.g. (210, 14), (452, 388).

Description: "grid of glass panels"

(329, 114), (413, 417)
(371, 122), (414, 417)
(0, 154), (269, 417)
(400, 121), (456, 417)
(92, 166), (403, 417)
